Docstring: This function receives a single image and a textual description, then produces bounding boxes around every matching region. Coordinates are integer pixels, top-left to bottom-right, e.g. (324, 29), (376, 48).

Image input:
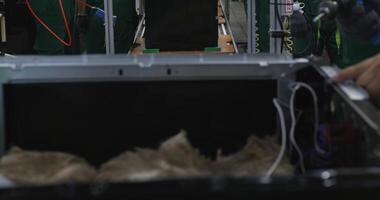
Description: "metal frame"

(247, 0), (256, 54)
(1, 54), (379, 156)
(223, 0), (230, 20)
(0, 54), (307, 154)
(103, 0), (292, 55)
(246, 0), (289, 54)
(218, 0), (239, 53)
(104, 0), (115, 55)
(107, 0), (287, 55)
(269, 0), (286, 54)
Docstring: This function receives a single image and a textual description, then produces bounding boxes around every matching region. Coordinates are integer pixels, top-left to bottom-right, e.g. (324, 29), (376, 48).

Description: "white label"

(285, 0), (293, 14)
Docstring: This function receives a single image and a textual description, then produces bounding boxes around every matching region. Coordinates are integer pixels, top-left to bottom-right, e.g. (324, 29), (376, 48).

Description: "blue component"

(372, 32), (380, 44)
(94, 8), (117, 25)
(95, 8), (105, 20)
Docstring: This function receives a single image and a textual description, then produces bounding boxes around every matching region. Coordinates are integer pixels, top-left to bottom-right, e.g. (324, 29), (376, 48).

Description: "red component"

(25, 0), (72, 47)
(326, 123), (355, 145)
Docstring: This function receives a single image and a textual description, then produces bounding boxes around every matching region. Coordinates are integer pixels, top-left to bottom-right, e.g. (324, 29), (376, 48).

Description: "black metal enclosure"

(0, 55), (379, 199)
(4, 80), (277, 166)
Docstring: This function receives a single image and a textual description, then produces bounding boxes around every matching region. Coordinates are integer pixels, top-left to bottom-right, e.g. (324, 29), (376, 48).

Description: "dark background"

(5, 0), (35, 54)
(4, 80), (277, 166)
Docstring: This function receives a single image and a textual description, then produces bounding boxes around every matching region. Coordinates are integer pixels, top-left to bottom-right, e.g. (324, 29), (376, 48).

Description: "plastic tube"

(25, 0), (72, 47)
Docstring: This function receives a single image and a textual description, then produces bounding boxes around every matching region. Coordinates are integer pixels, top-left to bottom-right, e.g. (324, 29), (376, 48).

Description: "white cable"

(289, 85), (306, 174)
(295, 82), (326, 155)
(289, 82), (326, 174)
(266, 99), (287, 177)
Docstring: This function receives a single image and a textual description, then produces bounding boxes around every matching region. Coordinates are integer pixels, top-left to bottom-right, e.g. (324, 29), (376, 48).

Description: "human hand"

(333, 53), (380, 103)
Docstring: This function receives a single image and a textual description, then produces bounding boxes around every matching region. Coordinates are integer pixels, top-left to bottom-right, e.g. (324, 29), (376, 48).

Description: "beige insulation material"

(0, 147), (96, 186)
(0, 131), (293, 185)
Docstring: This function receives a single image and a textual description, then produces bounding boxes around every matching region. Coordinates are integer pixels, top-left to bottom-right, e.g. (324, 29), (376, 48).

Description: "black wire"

(274, 0), (284, 30)
(274, 0), (284, 53)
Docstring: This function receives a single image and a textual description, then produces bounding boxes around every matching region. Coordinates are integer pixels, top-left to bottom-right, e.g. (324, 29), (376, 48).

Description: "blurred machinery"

(129, 0), (303, 55)
(313, 0), (380, 66)
(131, 0), (237, 54)
(314, 0), (380, 43)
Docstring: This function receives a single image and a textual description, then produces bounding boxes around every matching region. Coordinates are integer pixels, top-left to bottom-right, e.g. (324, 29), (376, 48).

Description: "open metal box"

(0, 54), (379, 199)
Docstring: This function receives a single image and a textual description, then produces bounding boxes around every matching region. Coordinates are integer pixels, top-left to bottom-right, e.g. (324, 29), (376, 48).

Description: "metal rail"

(104, 0), (115, 55)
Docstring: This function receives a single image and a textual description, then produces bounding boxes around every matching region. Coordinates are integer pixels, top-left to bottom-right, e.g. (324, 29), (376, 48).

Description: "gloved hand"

(77, 14), (89, 35)
(336, 0), (380, 43)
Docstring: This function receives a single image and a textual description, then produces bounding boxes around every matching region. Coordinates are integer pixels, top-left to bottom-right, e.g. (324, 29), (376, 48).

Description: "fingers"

(355, 54), (380, 89)
(352, 53), (380, 103)
(356, 63), (379, 87)
(332, 53), (380, 82)
(366, 75), (380, 103)
(331, 53), (380, 104)
(332, 63), (366, 82)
